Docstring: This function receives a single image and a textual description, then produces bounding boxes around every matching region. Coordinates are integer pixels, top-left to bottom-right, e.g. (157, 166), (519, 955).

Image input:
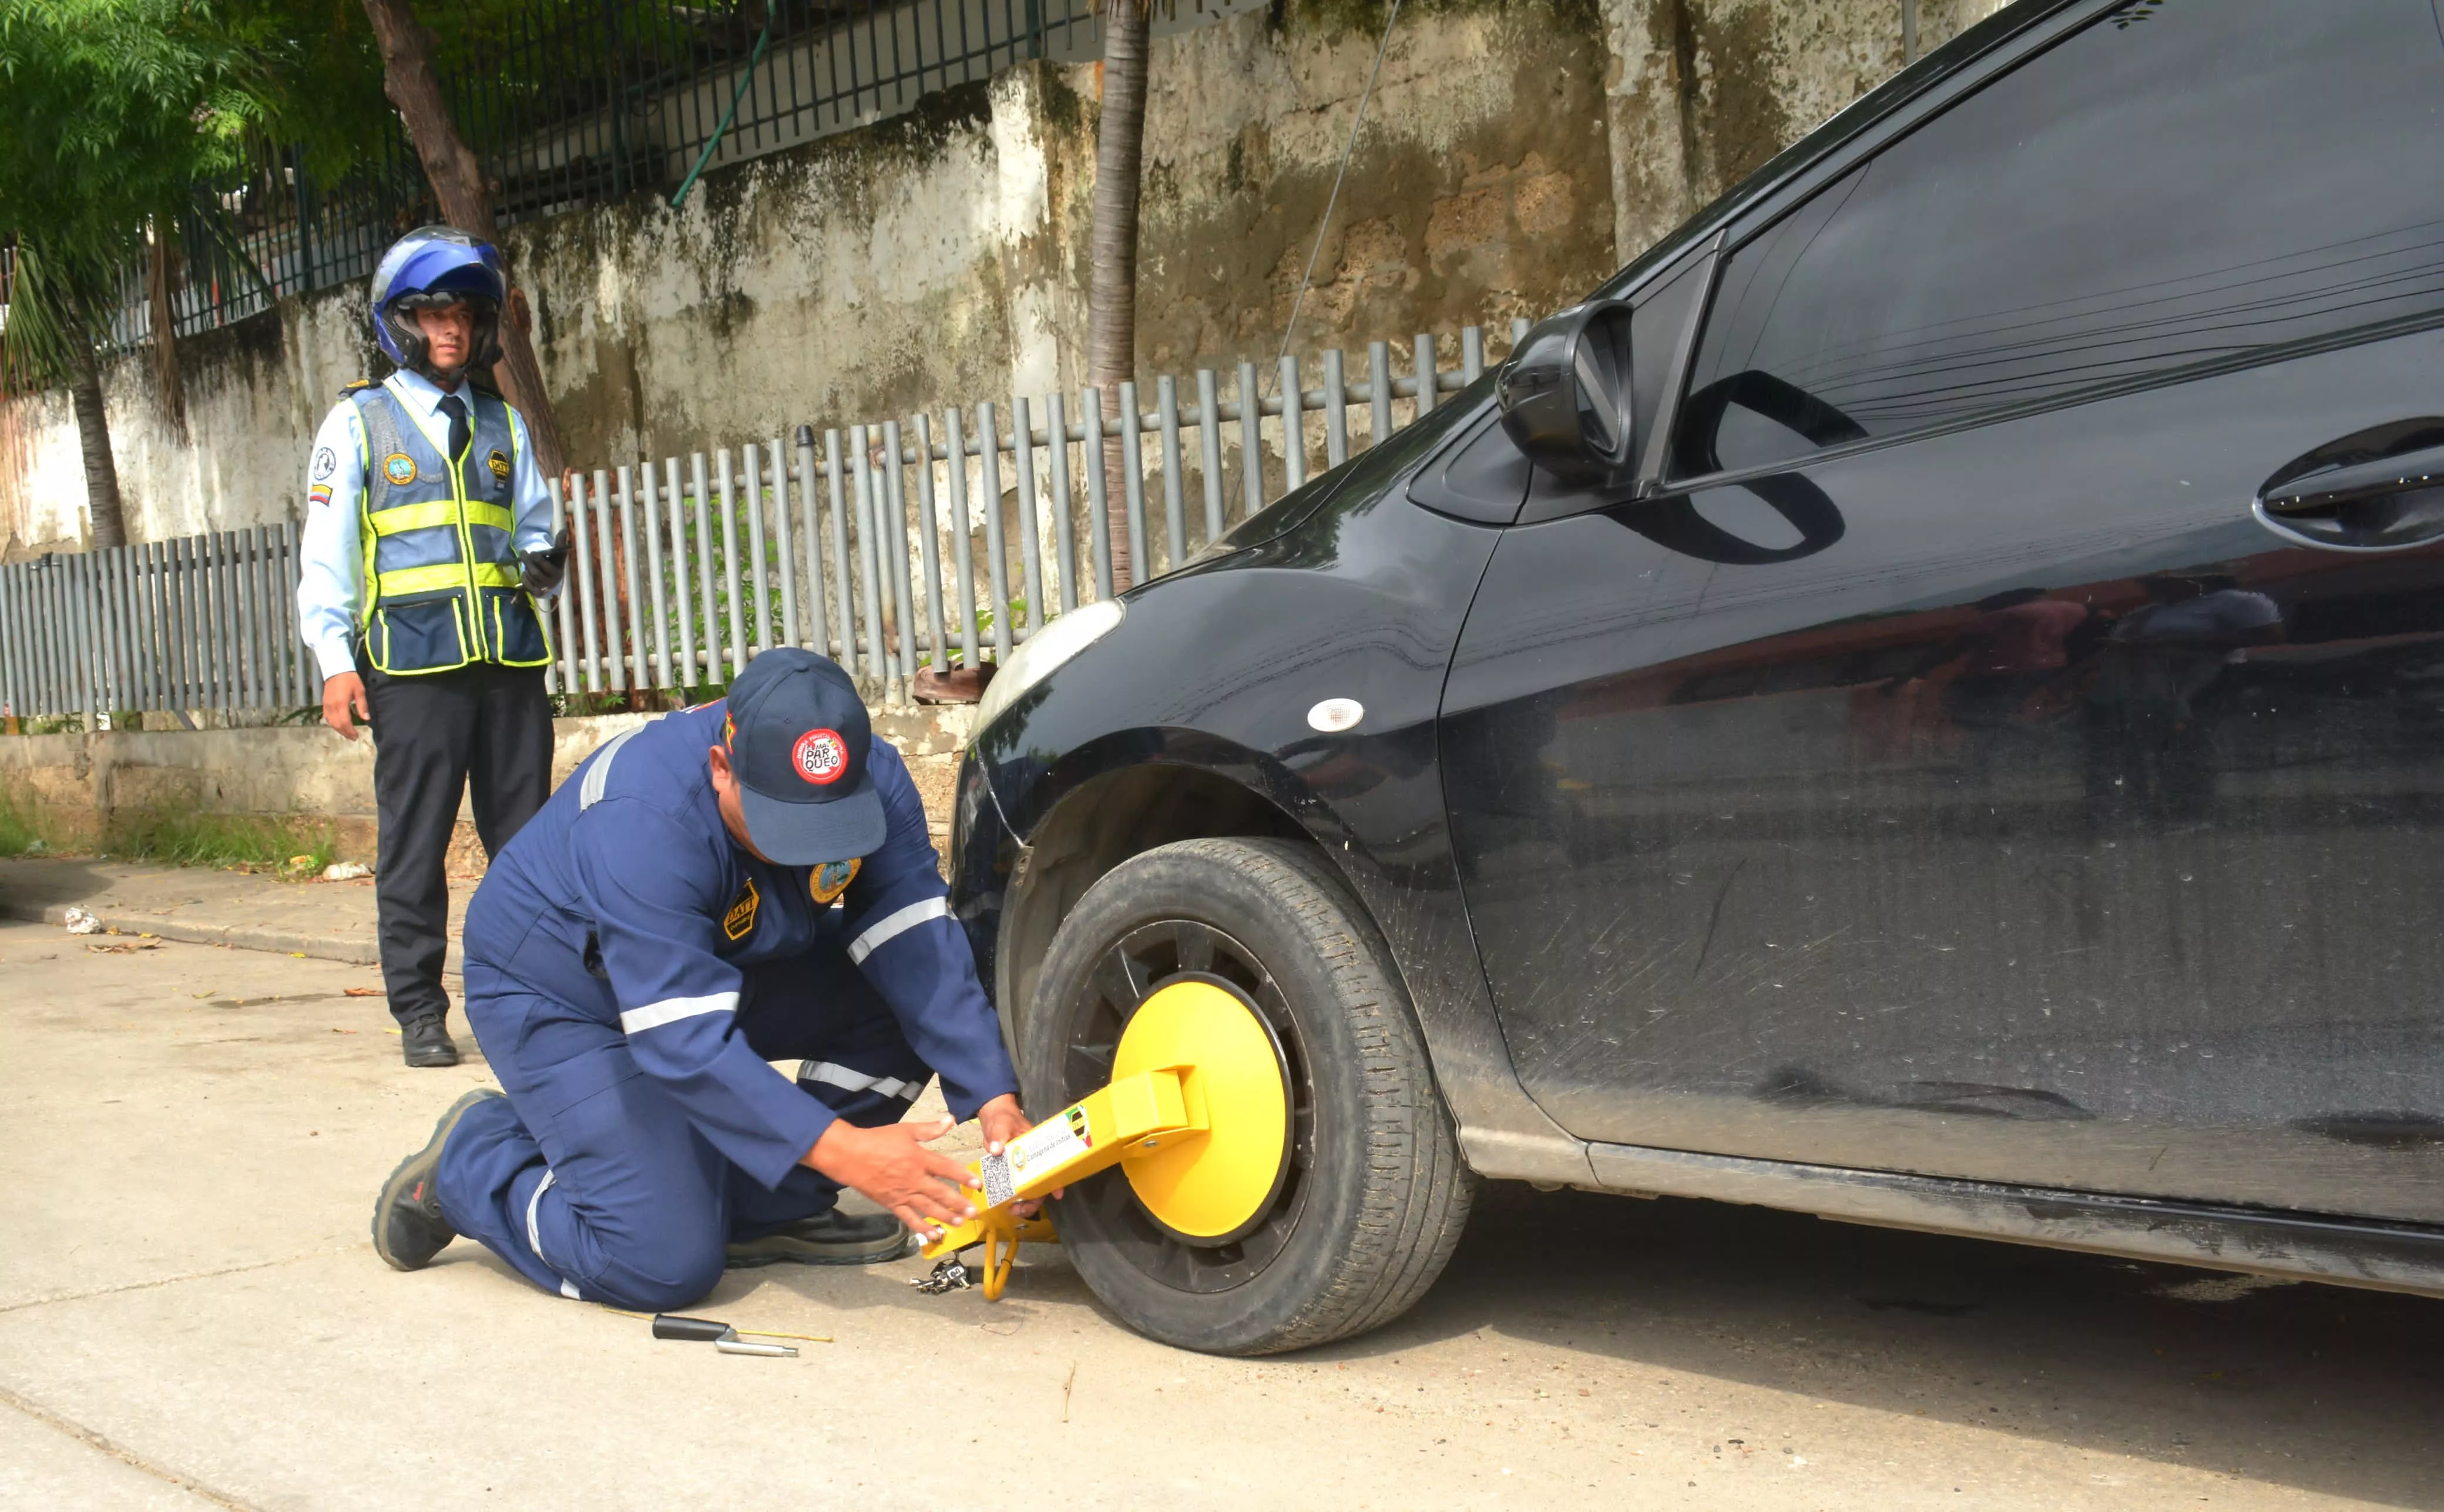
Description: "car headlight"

(972, 598), (1125, 734)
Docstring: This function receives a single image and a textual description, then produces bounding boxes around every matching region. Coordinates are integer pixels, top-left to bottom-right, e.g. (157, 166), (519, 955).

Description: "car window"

(1670, 0), (2444, 480)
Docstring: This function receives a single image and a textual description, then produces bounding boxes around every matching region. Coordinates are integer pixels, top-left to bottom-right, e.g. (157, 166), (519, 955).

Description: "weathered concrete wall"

(4, 0), (1977, 556)
(0, 703), (973, 866)
(1603, 0), (2013, 261)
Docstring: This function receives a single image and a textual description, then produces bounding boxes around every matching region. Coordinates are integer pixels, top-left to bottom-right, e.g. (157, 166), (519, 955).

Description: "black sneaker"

(372, 1088), (502, 1271)
(401, 1013), (461, 1068)
(726, 1208), (912, 1268)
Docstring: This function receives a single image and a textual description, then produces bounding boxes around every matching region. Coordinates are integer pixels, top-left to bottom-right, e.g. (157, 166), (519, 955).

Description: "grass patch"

(100, 809), (339, 875)
(0, 786), (48, 858)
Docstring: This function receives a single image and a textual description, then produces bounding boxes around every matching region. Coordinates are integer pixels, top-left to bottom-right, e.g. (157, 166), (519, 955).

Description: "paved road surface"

(4, 917), (2438, 1510)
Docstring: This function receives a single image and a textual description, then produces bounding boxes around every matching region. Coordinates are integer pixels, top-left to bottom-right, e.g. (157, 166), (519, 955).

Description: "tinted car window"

(1672, 0), (2444, 478)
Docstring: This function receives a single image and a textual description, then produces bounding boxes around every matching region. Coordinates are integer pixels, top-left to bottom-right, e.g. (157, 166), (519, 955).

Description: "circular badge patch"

(311, 447), (337, 481)
(382, 453), (418, 486)
(792, 728), (850, 786)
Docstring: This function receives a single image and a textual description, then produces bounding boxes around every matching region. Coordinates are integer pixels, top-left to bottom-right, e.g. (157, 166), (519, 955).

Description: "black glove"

(522, 526), (573, 596)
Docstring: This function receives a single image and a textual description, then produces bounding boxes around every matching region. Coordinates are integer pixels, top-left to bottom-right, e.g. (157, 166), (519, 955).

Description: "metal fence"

(0, 527), (317, 726)
(0, 320), (1526, 723)
(62, 0), (1253, 348)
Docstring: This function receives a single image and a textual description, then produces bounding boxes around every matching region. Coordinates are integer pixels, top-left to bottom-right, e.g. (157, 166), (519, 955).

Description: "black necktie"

(438, 395), (471, 463)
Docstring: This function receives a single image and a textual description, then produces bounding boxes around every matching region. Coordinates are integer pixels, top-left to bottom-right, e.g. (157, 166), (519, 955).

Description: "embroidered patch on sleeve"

(311, 447), (337, 481)
(810, 858), (861, 905)
(308, 485), (333, 508)
(722, 878), (761, 941)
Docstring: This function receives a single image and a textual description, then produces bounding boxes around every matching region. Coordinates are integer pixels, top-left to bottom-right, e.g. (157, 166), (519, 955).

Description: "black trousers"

(364, 662), (553, 1025)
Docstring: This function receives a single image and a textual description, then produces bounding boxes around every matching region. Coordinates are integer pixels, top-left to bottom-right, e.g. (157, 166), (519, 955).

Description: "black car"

(950, 0), (2444, 1355)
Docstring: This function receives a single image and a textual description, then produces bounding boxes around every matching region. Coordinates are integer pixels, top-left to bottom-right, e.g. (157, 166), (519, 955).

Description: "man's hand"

(521, 525), (574, 596)
(978, 1093), (1056, 1214)
(801, 1115), (978, 1238)
(321, 671), (370, 741)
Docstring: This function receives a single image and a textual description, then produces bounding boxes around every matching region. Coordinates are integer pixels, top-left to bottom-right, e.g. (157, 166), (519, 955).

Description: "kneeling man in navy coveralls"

(371, 649), (1029, 1308)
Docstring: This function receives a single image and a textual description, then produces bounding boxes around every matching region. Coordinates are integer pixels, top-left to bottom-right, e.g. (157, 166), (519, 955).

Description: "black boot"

(372, 1087), (503, 1271)
(726, 1208), (912, 1268)
(401, 1012), (461, 1068)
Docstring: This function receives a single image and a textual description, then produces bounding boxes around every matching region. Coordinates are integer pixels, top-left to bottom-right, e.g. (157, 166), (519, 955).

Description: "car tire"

(1020, 836), (1475, 1355)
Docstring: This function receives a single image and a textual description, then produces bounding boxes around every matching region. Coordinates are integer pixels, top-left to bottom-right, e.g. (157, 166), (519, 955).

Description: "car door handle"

(2254, 421), (2444, 552)
(2261, 443), (2444, 516)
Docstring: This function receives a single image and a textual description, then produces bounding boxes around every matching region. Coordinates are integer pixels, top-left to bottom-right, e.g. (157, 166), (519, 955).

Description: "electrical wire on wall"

(1272, 0), (1405, 387)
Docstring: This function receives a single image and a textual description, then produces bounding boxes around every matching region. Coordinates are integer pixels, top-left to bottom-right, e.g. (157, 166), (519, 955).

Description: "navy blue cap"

(721, 650), (886, 865)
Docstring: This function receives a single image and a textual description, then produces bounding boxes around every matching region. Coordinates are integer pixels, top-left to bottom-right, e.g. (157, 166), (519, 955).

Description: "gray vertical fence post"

(1045, 394), (1079, 615)
(1236, 362), (1263, 518)
(287, 525), (316, 707)
(1324, 350), (1349, 468)
(1117, 383), (1147, 603)
(945, 409), (979, 668)
(549, 479), (578, 693)
(848, 425), (888, 685)
(883, 420), (917, 678)
(1278, 357), (1305, 494)
(42, 556), (62, 717)
(248, 529), (273, 709)
(92, 550), (119, 719)
(716, 449), (744, 680)
(770, 436), (800, 651)
(595, 468), (626, 693)
(148, 540), (169, 713)
(213, 533), (236, 713)
(975, 404), (1011, 664)
(640, 462), (671, 689)
(616, 466), (646, 692)
(1156, 377), (1187, 572)
(1369, 341), (1393, 448)
(690, 453), (716, 685)
(1, 565), (18, 722)
(664, 459), (697, 690)
(239, 529), (265, 710)
(741, 444), (771, 657)
(1195, 371), (1224, 546)
(1462, 325), (1485, 382)
(570, 473), (603, 694)
(822, 433), (854, 675)
(1080, 391), (1112, 607)
(913, 414), (948, 668)
(1414, 333), (1437, 418)
(794, 429), (827, 664)
(161, 540), (186, 714)
(1512, 315), (1531, 347)
(1010, 398), (1043, 637)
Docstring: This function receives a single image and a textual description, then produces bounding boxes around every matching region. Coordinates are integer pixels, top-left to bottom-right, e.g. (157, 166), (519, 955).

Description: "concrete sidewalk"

(0, 855), (442, 967)
(9, 918), (2441, 1510)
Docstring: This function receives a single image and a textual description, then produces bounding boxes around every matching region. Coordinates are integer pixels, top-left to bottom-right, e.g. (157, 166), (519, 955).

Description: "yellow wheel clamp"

(920, 979), (1293, 1299)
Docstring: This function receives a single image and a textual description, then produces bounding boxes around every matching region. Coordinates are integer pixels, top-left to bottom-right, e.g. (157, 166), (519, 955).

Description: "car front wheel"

(1020, 836), (1475, 1355)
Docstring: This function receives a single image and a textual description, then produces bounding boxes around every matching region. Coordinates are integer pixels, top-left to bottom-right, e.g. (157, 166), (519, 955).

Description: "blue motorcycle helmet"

(370, 226), (508, 380)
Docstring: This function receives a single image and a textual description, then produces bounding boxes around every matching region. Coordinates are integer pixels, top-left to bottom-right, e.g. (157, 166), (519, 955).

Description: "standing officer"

(369, 649), (1032, 1306)
(297, 226), (570, 1069)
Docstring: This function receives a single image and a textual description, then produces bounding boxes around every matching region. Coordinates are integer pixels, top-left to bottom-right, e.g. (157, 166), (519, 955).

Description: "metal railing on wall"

(66, 0), (1245, 349)
(0, 527), (315, 726)
(0, 320), (1526, 723)
(542, 321), (1528, 703)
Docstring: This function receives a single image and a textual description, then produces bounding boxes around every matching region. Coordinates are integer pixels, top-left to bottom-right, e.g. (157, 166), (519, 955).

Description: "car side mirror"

(1495, 301), (1635, 484)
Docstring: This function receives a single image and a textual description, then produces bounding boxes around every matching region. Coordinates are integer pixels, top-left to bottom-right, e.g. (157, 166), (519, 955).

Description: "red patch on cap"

(792, 728), (850, 786)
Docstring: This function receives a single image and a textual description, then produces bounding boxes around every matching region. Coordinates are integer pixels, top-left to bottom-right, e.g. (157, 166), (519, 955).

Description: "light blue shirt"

(294, 369), (555, 681)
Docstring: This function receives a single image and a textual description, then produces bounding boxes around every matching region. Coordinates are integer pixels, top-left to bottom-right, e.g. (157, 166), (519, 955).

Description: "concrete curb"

(0, 898), (380, 966)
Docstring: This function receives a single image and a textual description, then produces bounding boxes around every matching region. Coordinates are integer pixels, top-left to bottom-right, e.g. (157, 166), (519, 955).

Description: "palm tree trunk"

(1087, 0), (1152, 593)
(146, 228), (188, 442)
(66, 303), (127, 549)
(357, 0), (569, 483)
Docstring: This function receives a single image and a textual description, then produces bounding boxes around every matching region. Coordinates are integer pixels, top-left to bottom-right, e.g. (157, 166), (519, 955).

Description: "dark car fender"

(951, 415), (1596, 1188)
